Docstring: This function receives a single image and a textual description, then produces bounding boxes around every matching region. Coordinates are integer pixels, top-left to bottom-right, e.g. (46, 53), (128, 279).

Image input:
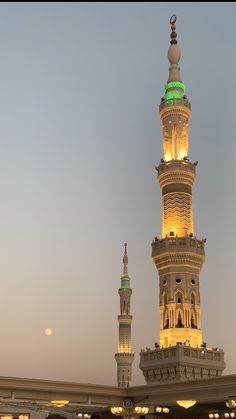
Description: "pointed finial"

(170, 14), (177, 45)
(123, 242), (128, 276)
(166, 14), (182, 83)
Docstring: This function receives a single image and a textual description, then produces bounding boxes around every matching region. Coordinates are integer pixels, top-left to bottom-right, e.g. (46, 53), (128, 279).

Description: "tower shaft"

(139, 15), (225, 383)
(115, 244), (134, 387)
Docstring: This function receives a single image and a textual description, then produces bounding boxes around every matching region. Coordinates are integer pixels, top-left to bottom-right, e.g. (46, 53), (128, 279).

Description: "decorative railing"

(140, 344), (224, 363)
(159, 97), (191, 112)
(152, 236), (205, 254)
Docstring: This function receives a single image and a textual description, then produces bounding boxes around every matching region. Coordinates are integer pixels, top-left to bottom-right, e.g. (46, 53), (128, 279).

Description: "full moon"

(44, 328), (52, 336)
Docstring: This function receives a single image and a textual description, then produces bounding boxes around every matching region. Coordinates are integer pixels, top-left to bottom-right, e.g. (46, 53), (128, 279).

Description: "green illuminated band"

(121, 277), (130, 289)
(164, 81), (186, 100)
(165, 81), (186, 93)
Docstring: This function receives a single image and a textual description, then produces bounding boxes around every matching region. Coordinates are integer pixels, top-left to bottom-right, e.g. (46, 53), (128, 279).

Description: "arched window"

(164, 314), (169, 329)
(191, 293), (195, 305)
(162, 292), (168, 306)
(175, 290), (183, 304)
(177, 311), (183, 328)
(191, 311), (197, 329)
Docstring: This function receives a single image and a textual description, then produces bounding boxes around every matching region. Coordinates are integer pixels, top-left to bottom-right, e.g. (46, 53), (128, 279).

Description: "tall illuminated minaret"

(139, 15), (225, 383)
(115, 243), (134, 388)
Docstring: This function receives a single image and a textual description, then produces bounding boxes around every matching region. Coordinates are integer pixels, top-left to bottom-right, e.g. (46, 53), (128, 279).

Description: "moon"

(44, 328), (52, 336)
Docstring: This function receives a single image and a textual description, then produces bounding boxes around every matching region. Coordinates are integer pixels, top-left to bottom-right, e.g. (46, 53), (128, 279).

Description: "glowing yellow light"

(45, 328), (52, 336)
(1, 416), (13, 419)
(176, 400), (197, 409)
(51, 400), (69, 407)
(230, 413), (235, 418)
(155, 407), (170, 414)
(134, 407), (149, 414)
(111, 407), (123, 415)
(156, 407), (163, 413)
(163, 407), (170, 414)
(209, 414), (214, 419)
(19, 416), (29, 419)
(224, 414), (230, 418)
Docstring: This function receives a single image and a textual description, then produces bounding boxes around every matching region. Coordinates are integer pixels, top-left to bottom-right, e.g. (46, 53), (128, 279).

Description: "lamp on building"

(51, 400), (69, 407)
(134, 407), (149, 415)
(155, 406), (170, 414)
(226, 400), (236, 409)
(111, 407), (124, 415)
(77, 413), (91, 419)
(176, 400), (197, 409)
(111, 406), (149, 416)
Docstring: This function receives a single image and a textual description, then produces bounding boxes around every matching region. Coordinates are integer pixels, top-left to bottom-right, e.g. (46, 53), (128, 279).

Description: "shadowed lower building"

(139, 15), (225, 384)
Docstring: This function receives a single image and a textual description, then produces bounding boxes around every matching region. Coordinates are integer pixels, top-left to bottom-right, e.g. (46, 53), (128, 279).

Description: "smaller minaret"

(115, 243), (134, 388)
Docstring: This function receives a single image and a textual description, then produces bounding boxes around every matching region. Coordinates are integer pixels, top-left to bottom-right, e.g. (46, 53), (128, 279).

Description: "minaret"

(139, 15), (225, 383)
(115, 243), (134, 388)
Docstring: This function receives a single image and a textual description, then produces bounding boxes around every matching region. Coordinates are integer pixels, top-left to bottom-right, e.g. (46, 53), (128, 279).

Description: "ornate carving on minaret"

(139, 15), (225, 384)
(115, 243), (134, 388)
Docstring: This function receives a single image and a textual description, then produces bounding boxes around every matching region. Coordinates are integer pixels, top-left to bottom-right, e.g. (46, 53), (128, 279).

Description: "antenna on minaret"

(123, 242), (128, 276)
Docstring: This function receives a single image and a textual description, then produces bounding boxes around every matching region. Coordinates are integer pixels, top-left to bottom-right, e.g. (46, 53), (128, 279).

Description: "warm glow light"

(176, 400), (197, 409)
(156, 407), (163, 413)
(230, 413), (235, 418)
(111, 407), (123, 415)
(224, 414), (230, 418)
(19, 416), (29, 419)
(45, 328), (52, 336)
(209, 414), (214, 419)
(51, 400), (69, 407)
(134, 407), (149, 414)
(1, 416), (13, 419)
(163, 407), (170, 414)
(155, 407), (170, 414)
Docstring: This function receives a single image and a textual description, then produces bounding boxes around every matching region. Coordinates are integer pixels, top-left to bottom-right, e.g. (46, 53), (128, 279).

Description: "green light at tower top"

(121, 276), (130, 289)
(164, 81), (186, 100)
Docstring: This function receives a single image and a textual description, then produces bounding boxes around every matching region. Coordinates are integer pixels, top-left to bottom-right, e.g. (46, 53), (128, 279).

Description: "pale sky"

(0, 2), (235, 386)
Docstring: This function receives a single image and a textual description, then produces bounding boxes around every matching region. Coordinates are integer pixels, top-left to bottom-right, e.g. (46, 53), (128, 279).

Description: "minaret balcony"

(152, 236), (205, 253)
(159, 97), (191, 113)
(157, 160), (196, 189)
(118, 314), (132, 322)
(152, 236), (205, 273)
(139, 344), (225, 384)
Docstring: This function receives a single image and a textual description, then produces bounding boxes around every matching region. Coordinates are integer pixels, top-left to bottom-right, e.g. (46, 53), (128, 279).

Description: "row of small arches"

(163, 278), (196, 285)
(162, 291), (196, 305)
(163, 310), (197, 329)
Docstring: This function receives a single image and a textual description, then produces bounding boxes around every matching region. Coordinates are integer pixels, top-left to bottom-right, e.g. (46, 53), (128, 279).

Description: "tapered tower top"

(123, 242), (128, 276)
(165, 14), (186, 99)
(121, 242), (130, 289)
